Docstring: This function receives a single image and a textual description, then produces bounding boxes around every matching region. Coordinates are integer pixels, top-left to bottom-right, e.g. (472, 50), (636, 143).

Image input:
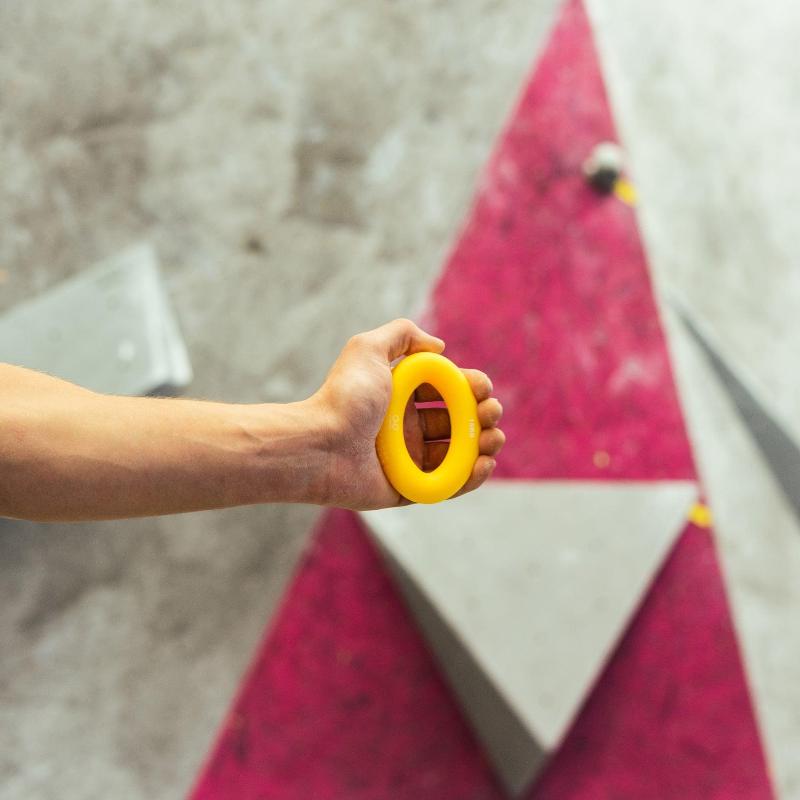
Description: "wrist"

(239, 397), (337, 506)
(295, 389), (372, 508)
(289, 396), (339, 506)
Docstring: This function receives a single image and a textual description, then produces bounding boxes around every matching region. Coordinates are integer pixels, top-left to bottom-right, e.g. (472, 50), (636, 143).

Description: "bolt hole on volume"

(376, 352), (478, 504)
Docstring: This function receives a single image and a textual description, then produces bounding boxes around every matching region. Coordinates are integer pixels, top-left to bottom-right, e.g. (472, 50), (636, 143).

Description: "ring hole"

(403, 383), (451, 473)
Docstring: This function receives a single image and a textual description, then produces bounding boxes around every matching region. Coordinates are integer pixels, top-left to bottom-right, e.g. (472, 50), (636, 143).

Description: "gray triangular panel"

(0, 245), (192, 396)
(361, 480), (696, 795)
(666, 307), (800, 797)
(674, 302), (800, 524)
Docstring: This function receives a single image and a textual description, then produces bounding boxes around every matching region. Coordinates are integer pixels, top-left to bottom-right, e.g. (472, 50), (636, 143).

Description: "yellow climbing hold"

(688, 502), (713, 529)
(593, 450), (611, 469)
(613, 178), (637, 207)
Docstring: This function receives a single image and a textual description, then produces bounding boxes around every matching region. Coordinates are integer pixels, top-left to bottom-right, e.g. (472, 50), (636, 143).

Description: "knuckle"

(392, 317), (415, 334)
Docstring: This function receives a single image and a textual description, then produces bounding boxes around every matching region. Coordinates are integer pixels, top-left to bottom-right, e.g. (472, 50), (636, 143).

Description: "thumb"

(359, 318), (445, 362)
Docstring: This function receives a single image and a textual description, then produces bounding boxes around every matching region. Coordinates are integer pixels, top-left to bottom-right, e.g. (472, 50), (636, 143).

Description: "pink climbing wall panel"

(425, 2), (694, 482)
(189, 1), (774, 797)
(191, 510), (504, 800)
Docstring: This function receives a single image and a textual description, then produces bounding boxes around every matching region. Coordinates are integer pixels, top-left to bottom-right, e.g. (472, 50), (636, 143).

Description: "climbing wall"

(189, 1), (774, 797)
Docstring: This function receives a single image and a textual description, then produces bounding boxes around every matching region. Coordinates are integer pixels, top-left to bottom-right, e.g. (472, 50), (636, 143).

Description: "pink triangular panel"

(529, 523), (774, 799)
(190, 510), (504, 800)
(426, 0), (694, 481)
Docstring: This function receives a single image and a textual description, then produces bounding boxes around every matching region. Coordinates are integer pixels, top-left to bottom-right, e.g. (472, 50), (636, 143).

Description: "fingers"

(456, 410), (504, 496)
(454, 424), (504, 496)
(422, 424), (505, 471)
(478, 397), (503, 428)
(418, 393), (505, 495)
(350, 318), (445, 362)
(479, 426), (505, 456)
(461, 368), (492, 402)
(415, 382), (442, 403)
(423, 441), (450, 471)
(347, 323), (495, 409)
(419, 407), (450, 439)
(418, 397), (503, 441)
(455, 455), (497, 497)
(417, 397), (503, 449)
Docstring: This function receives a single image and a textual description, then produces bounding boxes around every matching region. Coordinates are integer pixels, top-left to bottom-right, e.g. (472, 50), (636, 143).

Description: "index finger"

(352, 318), (445, 362)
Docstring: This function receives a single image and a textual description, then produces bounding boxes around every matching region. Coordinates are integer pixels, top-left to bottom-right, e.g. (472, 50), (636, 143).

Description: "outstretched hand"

(0, 319), (503, 521)
(312, 319), (505, 510)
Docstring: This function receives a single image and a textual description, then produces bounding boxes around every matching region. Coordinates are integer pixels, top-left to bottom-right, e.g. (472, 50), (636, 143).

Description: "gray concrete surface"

(0, 506), (316, 799)
(0, 245), (192, 395)
(589, 5), (800, 796)
(666, 308), (800, 799)
(0, 1), (560, 798)
(677, 304), (800, 526)
(2, 0), (800, 797)
(588, 0), (800, 449)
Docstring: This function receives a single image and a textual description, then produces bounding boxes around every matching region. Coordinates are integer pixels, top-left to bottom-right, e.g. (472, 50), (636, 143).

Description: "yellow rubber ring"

(376, 352), (479, 504)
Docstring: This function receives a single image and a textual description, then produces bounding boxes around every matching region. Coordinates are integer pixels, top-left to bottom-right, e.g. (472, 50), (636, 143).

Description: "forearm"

(0, 365), (332, 521)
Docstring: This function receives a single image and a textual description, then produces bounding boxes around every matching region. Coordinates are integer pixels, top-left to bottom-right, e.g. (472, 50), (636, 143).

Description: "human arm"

(0, 319), (504, 521)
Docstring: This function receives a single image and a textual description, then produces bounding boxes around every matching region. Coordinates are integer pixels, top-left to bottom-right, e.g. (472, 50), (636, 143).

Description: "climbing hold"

(583, 141), (625, 194)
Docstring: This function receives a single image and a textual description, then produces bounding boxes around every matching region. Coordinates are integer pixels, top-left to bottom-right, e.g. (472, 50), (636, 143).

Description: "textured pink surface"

(190, 517), (773, 800)
(190, 510), (505, 800)
(190, 1), (774, 797)
(424, 3), (694, 481)
(531, 523), (774, 799)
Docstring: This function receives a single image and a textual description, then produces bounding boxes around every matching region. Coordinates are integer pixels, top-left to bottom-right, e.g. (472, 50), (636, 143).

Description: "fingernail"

(488, 459), (497, 473)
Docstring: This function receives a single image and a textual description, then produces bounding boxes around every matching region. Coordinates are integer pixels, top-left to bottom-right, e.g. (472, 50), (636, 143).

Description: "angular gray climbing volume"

(361, 480), (697, 796)
(0, 245), (191, 396)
